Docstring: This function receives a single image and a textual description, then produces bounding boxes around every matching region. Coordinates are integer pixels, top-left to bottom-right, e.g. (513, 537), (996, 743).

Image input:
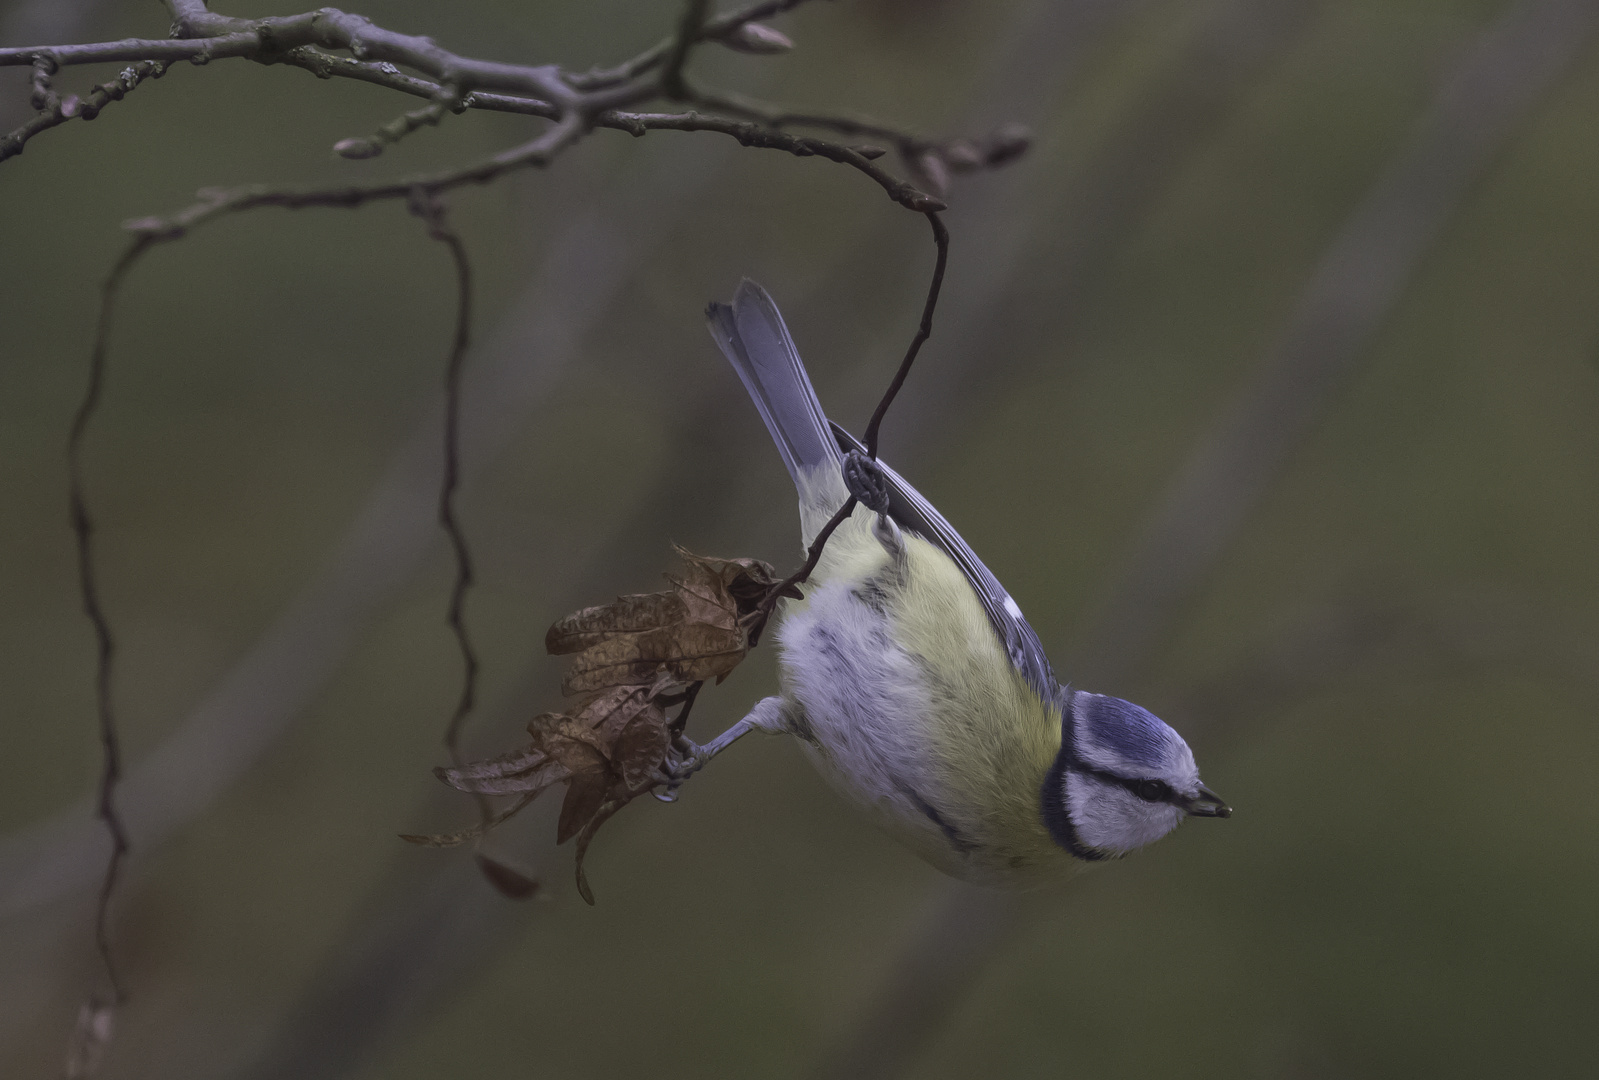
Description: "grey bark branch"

(0, 0), (986, 215)
(116, 106), (946, 247)
(0, 55), (166, 162)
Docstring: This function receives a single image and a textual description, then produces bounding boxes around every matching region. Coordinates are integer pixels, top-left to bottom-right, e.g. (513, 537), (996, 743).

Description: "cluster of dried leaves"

(404, 549), (793, 903)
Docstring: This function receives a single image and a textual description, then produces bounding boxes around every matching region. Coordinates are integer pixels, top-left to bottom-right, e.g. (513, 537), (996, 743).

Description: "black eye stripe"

(1073, 763), (1175, 804)
(1137, 778), (1173, 803)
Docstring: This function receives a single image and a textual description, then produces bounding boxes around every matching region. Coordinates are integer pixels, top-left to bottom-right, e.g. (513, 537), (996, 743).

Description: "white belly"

(775, 575), (976, 873)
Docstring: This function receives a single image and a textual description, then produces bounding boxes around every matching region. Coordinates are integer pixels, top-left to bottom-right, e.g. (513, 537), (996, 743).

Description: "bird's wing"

(831, 423), (1059, 705)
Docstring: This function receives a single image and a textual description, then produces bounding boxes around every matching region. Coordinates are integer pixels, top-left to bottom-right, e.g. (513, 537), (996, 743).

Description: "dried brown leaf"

(435, 743), (549, 782)
(435, 758), (567, 797)
(572, 799), (626, 906)
(568, 685), (664, 746)
(426, 547), (782, 901)
(668, 566), (740, 632)
(560, 622), (746, 695)
(614, 714), (670, 791)
(545, 592), (684, 654)
(549, 549), (782, 695)
(398, 826), (483, 848)
(543, 722), (611, 765)
(556, 760), (609, 845)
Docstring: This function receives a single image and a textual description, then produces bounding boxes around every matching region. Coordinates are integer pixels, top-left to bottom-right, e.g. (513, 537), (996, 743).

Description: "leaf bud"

(719, 22), (795, 55)
(941, 139), (984, 172)
(913, 151), (949, 200)
(984, 122), (1032, 167)
(333, 137), (383, 160)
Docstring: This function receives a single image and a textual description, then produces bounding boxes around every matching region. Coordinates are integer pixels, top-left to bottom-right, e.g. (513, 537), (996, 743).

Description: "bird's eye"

(1137, 779), (1171, 802)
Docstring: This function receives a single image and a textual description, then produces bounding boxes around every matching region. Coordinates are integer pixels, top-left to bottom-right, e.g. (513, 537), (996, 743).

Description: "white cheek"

(1068, 776), (1185, 854)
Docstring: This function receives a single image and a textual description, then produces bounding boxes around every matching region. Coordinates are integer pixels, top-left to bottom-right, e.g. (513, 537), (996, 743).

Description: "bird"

(679, 279), (1229, 884)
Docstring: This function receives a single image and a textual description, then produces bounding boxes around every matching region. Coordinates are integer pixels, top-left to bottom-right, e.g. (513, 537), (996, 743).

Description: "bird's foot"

(651, 700), (788, 802)
(653, 735), (710, 801)
(842, 450), (891, 514)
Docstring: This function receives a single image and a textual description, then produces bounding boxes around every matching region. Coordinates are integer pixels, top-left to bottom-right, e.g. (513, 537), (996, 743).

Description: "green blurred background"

(3, 0), (1598, 1076)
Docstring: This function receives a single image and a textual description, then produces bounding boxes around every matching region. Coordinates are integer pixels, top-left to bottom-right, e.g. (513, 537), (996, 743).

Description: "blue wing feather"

(830, 424), (1060, 705)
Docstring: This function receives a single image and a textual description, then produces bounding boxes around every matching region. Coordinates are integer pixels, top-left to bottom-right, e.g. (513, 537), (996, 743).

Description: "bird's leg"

(842, 450), (905, 563)
(871, 509), (906, 565)
(655, 696), (790, 801)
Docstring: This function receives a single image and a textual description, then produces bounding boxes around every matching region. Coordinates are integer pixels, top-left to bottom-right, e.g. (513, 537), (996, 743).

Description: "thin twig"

(120, 106), (941, 249)
(601, 113), (944, 211)
(64, 232), (156, 1071)
(0, 58), (166, 162)
(750, 495), (857, 647)
(691, 86), (922, 146)
(405, 194), (482, 774)
(401, 192), (542, 899)
(864, 212), (949, 458)
(666, 680), (704, 737)
(333, 92), (463, 160)
(565, 0), (818, 90)
(660, 0), (710, 100)
(121, 111), (589, 241)
(756, 209), (951, 634)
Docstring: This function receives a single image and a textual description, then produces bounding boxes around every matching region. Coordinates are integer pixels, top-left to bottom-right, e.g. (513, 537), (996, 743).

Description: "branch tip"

(716, 22), (794, 55)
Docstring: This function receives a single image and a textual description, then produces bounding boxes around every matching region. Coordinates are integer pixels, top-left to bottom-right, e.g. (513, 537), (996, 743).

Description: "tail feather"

(706, 280), (843, 486)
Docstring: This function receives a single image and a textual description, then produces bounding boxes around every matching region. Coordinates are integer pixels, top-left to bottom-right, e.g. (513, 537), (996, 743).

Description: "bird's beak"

(1186, 784), (1232, 818)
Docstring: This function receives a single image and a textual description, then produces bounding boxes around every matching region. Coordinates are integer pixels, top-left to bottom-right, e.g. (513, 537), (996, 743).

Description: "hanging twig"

(405, 192), (479, 765)
(753, 207), (953, 641)
(63, 232), (157, 1077)
(864, 213), (949, 459)
(404, 191), (539, 899)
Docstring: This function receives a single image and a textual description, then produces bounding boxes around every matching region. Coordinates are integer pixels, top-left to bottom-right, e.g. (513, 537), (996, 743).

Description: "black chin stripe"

(1040, 739), (1111, 862)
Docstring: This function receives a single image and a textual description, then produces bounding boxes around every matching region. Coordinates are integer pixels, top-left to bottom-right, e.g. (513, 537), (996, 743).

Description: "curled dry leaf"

(547, 548), (785, 694)
(410, 549), (783, 902)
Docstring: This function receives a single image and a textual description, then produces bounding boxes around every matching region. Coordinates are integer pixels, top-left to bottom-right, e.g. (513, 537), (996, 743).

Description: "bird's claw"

(842, 450), (891, 514)
(653, 736), (710, 800)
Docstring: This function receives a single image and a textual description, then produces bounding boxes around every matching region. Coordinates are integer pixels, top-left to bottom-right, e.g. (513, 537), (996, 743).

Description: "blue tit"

(681, 280), (1230, 884)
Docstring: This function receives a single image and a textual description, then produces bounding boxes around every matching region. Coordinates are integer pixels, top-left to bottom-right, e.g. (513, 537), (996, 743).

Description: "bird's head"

(1041, 691), (1230, 861)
